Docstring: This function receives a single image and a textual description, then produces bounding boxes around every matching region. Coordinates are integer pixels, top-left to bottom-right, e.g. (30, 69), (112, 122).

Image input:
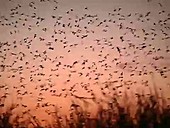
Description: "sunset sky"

(0, 0), (170, 123)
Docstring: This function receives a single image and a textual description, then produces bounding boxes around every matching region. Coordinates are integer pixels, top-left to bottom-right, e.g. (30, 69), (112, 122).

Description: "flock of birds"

(0, 0), (170, 120)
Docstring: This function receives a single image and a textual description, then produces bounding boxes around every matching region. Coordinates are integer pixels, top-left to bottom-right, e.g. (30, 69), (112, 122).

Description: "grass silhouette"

(1, 84), (170, 128)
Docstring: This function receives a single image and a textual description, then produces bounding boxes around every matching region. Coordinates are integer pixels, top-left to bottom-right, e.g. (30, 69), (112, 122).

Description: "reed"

(1, 83), (170, 128)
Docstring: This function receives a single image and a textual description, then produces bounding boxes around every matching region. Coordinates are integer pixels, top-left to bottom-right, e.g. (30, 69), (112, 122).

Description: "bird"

(0, 0), (169, 126)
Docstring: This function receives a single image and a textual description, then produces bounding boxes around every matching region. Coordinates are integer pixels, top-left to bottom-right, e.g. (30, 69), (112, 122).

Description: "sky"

(0, 0), (170, 124)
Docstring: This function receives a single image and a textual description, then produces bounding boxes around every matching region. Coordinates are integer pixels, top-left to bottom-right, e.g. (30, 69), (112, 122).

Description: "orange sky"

(0, 0), (170, 124)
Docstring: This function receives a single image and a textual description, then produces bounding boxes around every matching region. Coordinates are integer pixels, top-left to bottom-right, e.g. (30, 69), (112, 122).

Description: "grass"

(1, 85), (170, 128)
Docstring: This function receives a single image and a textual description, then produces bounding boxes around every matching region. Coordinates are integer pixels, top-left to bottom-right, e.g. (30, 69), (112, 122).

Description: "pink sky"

(0, 0), (170, 124)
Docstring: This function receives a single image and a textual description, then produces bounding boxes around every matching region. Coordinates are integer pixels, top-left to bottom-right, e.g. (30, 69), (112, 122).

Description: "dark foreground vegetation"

(1, 88), (170, 128)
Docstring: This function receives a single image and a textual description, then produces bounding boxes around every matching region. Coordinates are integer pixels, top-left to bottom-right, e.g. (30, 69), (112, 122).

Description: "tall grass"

(1, 84), (170, 128)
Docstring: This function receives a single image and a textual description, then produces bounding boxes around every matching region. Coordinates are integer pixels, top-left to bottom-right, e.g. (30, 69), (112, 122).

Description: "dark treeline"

(1, 86), (170, 128)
